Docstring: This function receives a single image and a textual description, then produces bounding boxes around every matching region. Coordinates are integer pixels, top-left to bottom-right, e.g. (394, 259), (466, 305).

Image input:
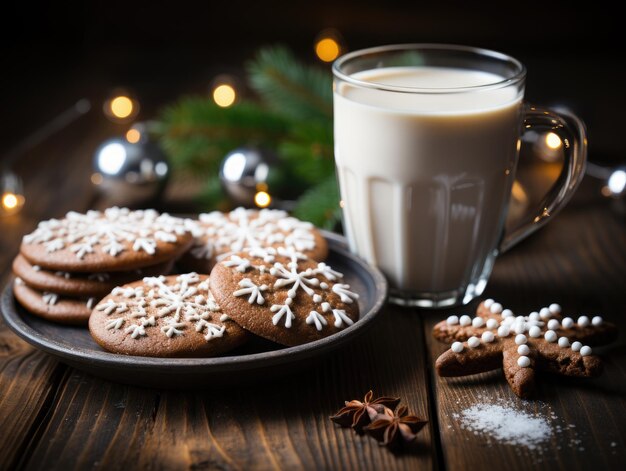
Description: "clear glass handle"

(500, 104), (587, 252)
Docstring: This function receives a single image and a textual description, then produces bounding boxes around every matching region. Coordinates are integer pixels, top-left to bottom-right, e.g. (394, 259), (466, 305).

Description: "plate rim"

(1, 230), (388, 372)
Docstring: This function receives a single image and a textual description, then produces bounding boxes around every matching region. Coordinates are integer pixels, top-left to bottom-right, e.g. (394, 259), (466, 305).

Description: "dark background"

(1, 0), (624, 165)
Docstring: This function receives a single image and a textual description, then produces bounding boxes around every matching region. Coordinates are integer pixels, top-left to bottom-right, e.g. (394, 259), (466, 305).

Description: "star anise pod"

(364, 405), (428, 450)
(330, 390), (401, 433)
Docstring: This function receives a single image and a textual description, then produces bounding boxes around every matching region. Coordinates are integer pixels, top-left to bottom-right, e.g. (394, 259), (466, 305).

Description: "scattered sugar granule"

(455, 403), (552, 450)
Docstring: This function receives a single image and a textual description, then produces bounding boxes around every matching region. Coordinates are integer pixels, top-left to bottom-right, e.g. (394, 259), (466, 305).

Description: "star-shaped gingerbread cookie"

(432, 299), (618, 398)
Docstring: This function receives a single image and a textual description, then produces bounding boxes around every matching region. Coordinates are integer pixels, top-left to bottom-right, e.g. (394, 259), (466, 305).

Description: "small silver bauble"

(92, 127), (169, 206)
(219, 147), (277, 206)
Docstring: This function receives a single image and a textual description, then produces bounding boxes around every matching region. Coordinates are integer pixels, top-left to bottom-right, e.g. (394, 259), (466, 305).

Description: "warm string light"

(1, 171), (25, 216)
(103, 91), (139, 122)
(213, 84), (237, 108)
(110, 96), (134, 118)
(1, 192), (25, 214)
(254, 190), (271, 208)
(2, 193), (18, 209)
(126, 128), (141, 143)
(314, 29), (343, 62)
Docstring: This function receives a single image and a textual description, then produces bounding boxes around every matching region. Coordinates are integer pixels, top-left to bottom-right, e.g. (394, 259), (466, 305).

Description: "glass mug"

(332, 44), (586, 308)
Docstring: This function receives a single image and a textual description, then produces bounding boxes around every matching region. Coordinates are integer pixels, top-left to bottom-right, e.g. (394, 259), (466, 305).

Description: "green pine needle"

(292, 174), (341, 230)
(157, 98), (290, 174)
(247, 46), (333, 122)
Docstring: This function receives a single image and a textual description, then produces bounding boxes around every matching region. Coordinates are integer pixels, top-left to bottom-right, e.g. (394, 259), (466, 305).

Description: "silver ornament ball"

(92, 128), (169, 206)
(219, 147), (277, 206)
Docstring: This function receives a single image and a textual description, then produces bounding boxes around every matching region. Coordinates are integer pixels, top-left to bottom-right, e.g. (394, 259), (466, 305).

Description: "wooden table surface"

(0, 111), (625, 471)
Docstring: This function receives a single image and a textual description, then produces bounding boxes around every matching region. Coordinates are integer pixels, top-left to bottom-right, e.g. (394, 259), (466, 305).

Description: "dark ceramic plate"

(0, 231), (387, 389)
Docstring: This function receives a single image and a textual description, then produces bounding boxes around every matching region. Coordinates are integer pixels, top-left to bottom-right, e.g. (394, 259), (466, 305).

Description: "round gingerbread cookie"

(179, 207), (328, 273)
(210, 247), (360, 346)
(12, 254), (174, 298)
(13, 278), (95, 325)
(20, 207), (194, 272)
(89, 273), (248, 358)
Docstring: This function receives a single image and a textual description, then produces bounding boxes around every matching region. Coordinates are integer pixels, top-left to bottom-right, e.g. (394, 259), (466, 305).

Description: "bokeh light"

(2, 193), (18, 209)
(213, 84), (237, 108)
(103, 91), (139, 122)
(1, 192), (25, 214)
(315, 37), (340, 62)
(110, 96), (134, 118)
(607, 169), (626, 196)
(254, 190), (271, 208)
(545, 132), (562, 149)
(126, 128), (141, 143)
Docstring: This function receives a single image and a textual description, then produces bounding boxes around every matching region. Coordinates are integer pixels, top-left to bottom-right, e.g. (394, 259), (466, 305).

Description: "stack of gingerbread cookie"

(88, 207), (362, 358)
(13, 207), (194, 325)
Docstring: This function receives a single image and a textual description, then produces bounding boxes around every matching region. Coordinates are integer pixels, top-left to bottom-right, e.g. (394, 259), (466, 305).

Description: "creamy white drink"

(334, 66), (523, 297)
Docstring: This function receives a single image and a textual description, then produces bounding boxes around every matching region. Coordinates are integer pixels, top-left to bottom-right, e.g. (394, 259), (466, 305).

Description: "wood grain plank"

(0, 114), (119, 469)
(423, 181), (626, 470)
(0, 286), (66, 471)
(20, 308), (435, 471)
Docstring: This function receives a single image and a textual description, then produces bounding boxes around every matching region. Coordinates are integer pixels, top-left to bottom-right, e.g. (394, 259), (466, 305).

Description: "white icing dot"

(558, 337), (570, 348)
(490, 302), (503, 314)
(472, 317), (485, 328)
(571, 341), (582, 352)
(481, 331), (495, 343)
(528, 326), (542, 338)
(219, 314), (230, 322)
(592, 316), (603, 326)
(580, 345), (592, 356)
(517, 356), (531, 368)
(549, 303), (562, 314)
(528, 312), (540, 321)
(517, 344), (530, 355)
(515, 334), (527, 345)
(446, 315), (459, 325)
(547, 319), (560, 330)
(468, 336), (481, 348)
(486, 319), (499, 329)
(451, 341), (464, 353)
(497, 325), (510, 337)
(502, 317), (515, 326)
(539, 307), (551, 319)
(561, 317), (574, 329)
(501, 309), (514, 318)
(514, 323), (526, 335)
(577, 316), (590, 327)
(459, 315), (472, 326)
(483, 299), (494, 308)
(544, 330), (557, 342)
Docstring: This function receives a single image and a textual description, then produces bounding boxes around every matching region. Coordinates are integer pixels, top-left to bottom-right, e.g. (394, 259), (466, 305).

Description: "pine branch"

(247, 46), (333, 122)
(157, 98), (290, 174)
(292, 174), (341, 230)
(278, 119), (334, 185)
(155, 45), (340, 222)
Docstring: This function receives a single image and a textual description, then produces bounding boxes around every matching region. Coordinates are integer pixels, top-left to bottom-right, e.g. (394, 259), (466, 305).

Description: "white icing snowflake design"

(23, 207), (192, 259)
(223, 247), (359, 331)
(190, 208), (317, 260)
(94, 273), (226, 341)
